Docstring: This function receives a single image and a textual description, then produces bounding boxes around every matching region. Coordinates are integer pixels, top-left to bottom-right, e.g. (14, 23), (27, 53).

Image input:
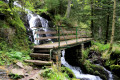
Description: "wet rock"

(40, 13), (51, 21)
(29, 71), (41, 80)
(16, 62), (24, 69)
(24, 73), (29, 76)
(24, 66), (33, 73)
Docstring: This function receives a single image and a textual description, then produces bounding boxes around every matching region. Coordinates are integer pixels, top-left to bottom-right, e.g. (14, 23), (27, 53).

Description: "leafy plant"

(82, 49), (90, 61)
(9, 73), (22, 79)
(0, 49), (31, 65)
(91, 41), (110, 52)
(41, 66), (70, 80)
(41, 68), (54, 78)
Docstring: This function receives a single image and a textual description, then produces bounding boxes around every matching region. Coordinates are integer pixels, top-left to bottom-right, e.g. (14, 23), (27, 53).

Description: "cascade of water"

(61, 50), (102, 80)
(13, 1), (52, 44)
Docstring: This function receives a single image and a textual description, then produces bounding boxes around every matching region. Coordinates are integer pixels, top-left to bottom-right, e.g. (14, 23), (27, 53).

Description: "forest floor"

(0, 62), (45, 80)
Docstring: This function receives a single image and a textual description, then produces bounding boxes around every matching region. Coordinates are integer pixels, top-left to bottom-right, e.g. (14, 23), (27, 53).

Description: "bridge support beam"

(81, 43), (84, 58)
(81, 43), (84, 51)
(53, 50), (61, 71)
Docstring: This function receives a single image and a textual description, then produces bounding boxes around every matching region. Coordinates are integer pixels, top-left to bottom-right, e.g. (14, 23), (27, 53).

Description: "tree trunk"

(65, 0), (72, 18)
(91, 0), (94, 38)
(99, 26), (102, 39)
(104, 6), (110, 44)
(108, 0), (116, 53)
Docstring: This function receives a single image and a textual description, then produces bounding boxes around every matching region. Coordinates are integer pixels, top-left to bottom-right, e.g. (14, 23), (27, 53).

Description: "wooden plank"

(35, 35), (90, 40)
(35, 30), (91, 36)
(35, 31), (75, 35)
(24, 60), (52, 66)
(34, 38), (93, 49)
(30, 53), (50, 60)
(35, 31), (91, 34)
(60, 31), (76, 34)
(35, 31), (57, 34)
(30, 53), (50, 58)
(35, 36), (58, 40)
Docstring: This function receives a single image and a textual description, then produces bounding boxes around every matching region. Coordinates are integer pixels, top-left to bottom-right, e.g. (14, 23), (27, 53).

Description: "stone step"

(30, 53), (50, 60)
(24, 60), (53, 66)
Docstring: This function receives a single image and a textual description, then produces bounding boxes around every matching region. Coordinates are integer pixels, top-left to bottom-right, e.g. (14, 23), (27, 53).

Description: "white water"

(14, 1), (52, 44)
(96, 64), (113, 80)
(61, 50), (102, 80)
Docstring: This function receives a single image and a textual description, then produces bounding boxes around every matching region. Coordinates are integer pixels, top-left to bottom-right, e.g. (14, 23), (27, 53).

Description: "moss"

(41, 66), (71, 80)
(110, 65), (120, 77)
(61, 67), (76, 78)
(72, 78), (80, 80)
(110, 65), (120, 70)
(94, 71), (100, 75)
(79, 60), (108, 80)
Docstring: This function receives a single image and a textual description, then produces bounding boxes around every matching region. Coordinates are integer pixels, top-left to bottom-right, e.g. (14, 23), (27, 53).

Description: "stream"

(61, 50), (115, 80)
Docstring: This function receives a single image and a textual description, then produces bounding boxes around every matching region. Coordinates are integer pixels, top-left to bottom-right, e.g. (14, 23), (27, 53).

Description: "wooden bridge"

(25, 26), (93, 69)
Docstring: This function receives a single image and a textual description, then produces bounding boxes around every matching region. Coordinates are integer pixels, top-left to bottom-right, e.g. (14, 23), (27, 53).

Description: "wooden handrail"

(35, 35), (90, 40)
(35, 31), (57, 34)
(35, 31), (91, 35)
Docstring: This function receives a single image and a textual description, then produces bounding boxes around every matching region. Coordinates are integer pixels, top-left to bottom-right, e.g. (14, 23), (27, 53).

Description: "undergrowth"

(0, 49), (31, 65)
(82, 49), (90, 61)
(90, 41), (110, 53)
(41, 66), (71, 80)
(0, 1), (32, 66)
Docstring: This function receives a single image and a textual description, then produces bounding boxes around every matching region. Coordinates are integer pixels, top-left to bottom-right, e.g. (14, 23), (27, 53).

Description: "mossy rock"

(81, 60), (108, 80)
(61, 67), (76, 78)
(110, 65), (120, 77)
(91, 65), (108, 80)
(110, 51), (120, 65)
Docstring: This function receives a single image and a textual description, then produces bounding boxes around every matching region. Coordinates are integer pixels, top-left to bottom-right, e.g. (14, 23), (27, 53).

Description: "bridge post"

(81, 43), (84, 58)
(81, 43), (84, 51)
(53, 50), (61, 71)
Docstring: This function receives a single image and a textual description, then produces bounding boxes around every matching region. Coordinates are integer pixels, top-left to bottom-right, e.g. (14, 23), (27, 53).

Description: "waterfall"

(14, 1), (52, 45)
(61, 50), (102, 80)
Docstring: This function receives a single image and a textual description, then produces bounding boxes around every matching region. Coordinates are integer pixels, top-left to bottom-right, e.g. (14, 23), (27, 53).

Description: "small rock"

(34, 67), (38, 70)
(16, 62), (24, 69)
(24, 66), (33, 73)
(24, 73), (29, 76)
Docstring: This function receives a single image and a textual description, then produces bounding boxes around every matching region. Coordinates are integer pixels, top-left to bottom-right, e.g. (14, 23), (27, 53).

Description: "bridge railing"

(33, 26), (91, 47)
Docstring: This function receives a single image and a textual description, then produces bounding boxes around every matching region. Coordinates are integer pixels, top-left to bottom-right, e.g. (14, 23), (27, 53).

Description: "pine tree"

(108, 0), (116, 54)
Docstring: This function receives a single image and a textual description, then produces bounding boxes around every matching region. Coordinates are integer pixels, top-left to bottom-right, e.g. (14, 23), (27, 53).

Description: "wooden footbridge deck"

(34, 38), (92, 49)
(25, 26), (93, 69)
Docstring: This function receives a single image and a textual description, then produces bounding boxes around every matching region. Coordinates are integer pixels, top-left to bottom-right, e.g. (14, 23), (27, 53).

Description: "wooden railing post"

(58, 26), (60, 48)
(76, 27), (78, 43)
(55, 50), (61, 71)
